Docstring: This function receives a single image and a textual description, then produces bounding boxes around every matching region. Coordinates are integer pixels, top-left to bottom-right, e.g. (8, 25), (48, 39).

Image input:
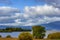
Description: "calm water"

(0, 32), (32, 38)
(0, 32), (49, 38)
(0, 31), (58, 38)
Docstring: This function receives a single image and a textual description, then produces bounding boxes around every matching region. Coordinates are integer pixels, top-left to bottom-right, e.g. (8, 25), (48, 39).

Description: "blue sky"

(0, 0), (60, 31)
(0, 0), (45, 10)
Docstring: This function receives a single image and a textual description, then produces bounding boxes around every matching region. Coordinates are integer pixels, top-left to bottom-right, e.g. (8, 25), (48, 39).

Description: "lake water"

(0, 32), (32, 38)
(0, 31), (58, 38)
(0, 32), (48, 38)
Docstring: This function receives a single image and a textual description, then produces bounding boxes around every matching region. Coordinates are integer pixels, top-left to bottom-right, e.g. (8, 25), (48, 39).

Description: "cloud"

(0, 6), (20, 24)
(22, 5), (60, 26)
(35, 0), (60, 8)
(23, 17), (60, 26)
(24, 5), (60, 17)
(46, 0), (60, 8)
(0, 5), (60, 26)
(0, 7), (20, 16)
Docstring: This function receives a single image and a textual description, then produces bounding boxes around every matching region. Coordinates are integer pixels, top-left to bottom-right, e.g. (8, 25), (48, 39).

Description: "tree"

(47, 32), (60, 39)
(18, 32), (33, 40)
(32, 25), (46, 39)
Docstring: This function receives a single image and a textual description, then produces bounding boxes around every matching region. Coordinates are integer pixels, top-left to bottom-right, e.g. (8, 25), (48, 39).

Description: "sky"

(0, 0), (60, 38)
(0, 0), (60, 31)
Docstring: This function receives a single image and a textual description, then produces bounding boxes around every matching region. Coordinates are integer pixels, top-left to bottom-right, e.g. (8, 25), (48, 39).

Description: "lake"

(0, 30), (59, 38)
(0, 32), (32, 38)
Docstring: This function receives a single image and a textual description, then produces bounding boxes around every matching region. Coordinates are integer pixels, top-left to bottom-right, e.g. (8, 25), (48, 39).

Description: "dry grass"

(34, 39), (44, 40)
(0, 38), (42, 40)
(0, 38), (60, 40)
(0, 38), (18, 40)
(34, 39), (60, 40)
(0, 38), (43, 40)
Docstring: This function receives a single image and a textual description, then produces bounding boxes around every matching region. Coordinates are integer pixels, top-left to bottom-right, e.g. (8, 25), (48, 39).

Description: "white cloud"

(0, 7), (21, 24)
(24, 4), (60, 17)
(22, 5), (60, 26)
(23, 16), (60, 26)
(46, 0), (60, 8)
(0, 5), (60, 26)
(0, 7), (20, 16)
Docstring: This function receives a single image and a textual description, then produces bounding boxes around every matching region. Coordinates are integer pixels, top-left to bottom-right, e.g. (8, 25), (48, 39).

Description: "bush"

(18, 32), (33, 40)
(0, 35), (2, 38)
(47, 32), (60, 39)
(6, 35), (11, 38)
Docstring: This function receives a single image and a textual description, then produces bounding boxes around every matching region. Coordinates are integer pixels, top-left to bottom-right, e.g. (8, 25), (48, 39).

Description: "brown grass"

(34, 39), (60, 40)
(0, 38), (60, 40)
(0, 38), (18, 40)
(0, 38), (44, 40)
(0, 38), (43, 40)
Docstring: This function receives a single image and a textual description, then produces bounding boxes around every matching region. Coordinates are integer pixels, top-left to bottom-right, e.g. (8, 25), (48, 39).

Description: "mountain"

(0, 21), (60, 30)
(42, 21), (60, 30)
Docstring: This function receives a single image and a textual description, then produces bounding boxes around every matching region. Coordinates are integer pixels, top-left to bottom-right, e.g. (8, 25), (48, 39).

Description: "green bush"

(47, 32), (60, 39)
(0, 35), (2, 38)
(18, 32), (33, 40)
(6, 35), (11, 38)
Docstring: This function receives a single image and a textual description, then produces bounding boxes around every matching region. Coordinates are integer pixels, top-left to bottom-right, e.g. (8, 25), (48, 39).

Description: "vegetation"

(0, 27), (31, 32)
(18, 32), (33, 40)
(6, 35), (11, 38)
(47, 32), (60, 39)
(32, 26), (46, 39)
(0, 25), (60, 40)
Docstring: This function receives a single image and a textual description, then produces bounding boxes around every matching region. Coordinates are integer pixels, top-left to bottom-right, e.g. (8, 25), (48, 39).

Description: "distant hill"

(0, 21), (60, 30)
(42, 21), (60, 30)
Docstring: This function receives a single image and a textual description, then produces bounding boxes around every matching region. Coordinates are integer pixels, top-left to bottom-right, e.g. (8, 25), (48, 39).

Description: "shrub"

(6, 35), (11, 38)
(47, 32), (60, 39)
(18, 32), (33, 40)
